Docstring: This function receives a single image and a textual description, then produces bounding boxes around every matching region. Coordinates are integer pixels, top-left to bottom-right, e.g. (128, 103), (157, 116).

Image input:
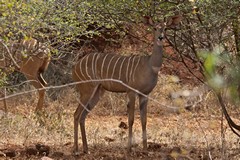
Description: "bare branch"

(0, 79), (179, 112)
(216, 92), (240, 137)
(0, 39), (20, 70)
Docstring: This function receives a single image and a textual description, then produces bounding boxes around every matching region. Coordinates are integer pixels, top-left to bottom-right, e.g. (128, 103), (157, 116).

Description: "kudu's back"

(0, 38), (50, 75)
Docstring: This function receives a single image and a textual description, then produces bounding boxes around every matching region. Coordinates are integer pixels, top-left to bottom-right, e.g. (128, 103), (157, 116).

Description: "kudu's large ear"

(165, 15), (182, 28)
(142, 16), (154, 26)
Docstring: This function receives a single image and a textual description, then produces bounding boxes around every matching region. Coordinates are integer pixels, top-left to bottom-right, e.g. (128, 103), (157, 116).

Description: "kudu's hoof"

(73, 151), (80, 156)
(127, 147), (132, 153)
(73, 150), (89, 156)
(143, 145), (148, 151)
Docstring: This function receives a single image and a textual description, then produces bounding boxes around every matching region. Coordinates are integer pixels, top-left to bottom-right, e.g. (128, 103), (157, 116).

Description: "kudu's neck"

(149, 31), (164, 73)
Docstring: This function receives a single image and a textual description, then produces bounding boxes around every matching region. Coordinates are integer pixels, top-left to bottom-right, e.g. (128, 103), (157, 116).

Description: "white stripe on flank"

(106, 55), (116, 78)
(125, 56), (133, 83)
(85, 54), (91, 79)
(44, 48), (50, 54)
(129, 56), (136, 83)
(132, 56), (141, 83)
(118, 57), (127, 80)
(100, 54), (108, 79)
(79, 55), (88, 80)
(33, 39), (37, 47)
(27, 41), (31, 49)
(22, 40), (27, 46)
(94, 53), (100, 79)
(91, 53), (97, 80)
(74, 63), (83, 81)
(111, 56), (121, 80)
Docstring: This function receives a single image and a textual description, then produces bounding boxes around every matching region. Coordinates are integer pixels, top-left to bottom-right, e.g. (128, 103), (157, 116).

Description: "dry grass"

(1, 74), (240, 159)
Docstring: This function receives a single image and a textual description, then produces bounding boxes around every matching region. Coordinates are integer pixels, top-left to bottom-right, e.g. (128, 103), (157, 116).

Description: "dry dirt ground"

(1, 75), (240, 160)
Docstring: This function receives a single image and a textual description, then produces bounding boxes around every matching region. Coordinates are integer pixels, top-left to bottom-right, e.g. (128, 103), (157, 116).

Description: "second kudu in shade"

(72, 15), (182, 154)
(0, 38), (51, 112)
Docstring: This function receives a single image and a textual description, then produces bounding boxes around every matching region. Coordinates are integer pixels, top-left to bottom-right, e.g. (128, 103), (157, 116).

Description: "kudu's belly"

(101, 80), (131, 93)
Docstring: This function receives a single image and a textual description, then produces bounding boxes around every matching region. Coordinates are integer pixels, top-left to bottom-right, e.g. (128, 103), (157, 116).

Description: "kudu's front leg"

(139, 95), (148, 150)
(127, 92), (136, 152)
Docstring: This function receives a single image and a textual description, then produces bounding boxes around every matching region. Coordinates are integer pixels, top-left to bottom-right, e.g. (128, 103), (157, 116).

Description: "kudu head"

(143, 15), (182, 71)
(143, 15), (182, 45)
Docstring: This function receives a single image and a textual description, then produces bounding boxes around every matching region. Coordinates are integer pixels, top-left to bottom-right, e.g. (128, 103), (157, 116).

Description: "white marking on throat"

(152, 66), (160, 73)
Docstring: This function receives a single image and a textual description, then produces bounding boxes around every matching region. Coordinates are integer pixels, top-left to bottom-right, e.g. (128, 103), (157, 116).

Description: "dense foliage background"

(0, 0), (240, 100)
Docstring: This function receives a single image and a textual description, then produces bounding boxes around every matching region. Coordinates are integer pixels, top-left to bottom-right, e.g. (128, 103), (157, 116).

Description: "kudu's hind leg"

(139, 95), (148, 150)
(36, 72), (48, 111)
(21, 56), (49, 112)
(25, 73), (46, 112)
(127, 92), (136, 152)
(74, 85), (103, 155)
(74, 104), (83, 155)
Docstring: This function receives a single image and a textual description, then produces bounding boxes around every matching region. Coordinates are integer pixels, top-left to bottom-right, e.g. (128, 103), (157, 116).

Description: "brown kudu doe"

(0, 38), (51, 112)
(72, 15), (182, 154)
